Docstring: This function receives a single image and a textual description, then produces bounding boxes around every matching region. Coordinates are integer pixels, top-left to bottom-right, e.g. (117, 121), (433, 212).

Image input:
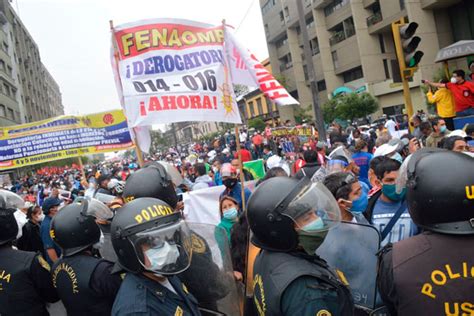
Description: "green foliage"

(274, 74), (289, 90)
(322, 93), (379, 123)
(248, 117), (266, 131)
(150, 130), (170, 153)
(294, 104), (313, 124)
(199, 131), (221, 142)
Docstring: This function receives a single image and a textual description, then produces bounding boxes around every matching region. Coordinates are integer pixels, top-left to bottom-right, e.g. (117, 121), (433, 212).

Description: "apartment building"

(238, 59), (281, 126)
(0, 0), (63, 127)
(175, 121), (223, 144)
(260, 0), (474, 122)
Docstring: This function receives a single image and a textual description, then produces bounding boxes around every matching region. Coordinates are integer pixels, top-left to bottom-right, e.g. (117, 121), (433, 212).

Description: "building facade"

(260, 0), (474, 122)
(238, 58), (281, 126)
(175, 121), (223, 144)
(0, 0), (63, 127)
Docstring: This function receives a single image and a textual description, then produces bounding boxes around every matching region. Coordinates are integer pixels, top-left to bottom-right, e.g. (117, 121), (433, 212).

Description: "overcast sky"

(12, 0), (269, 115)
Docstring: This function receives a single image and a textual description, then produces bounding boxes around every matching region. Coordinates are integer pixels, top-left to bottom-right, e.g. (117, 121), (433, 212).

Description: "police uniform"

(253, 250), (353, 316)
(112, 272), (201, 315)
(378, 232), (474, 315)
(0, 246), (59, 316)
(52, 254), (122, 316)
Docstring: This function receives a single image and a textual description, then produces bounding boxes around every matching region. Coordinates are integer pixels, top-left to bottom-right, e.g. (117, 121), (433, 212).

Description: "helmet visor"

(284, 182), (341, 233)
(0, 190), (25, 209)
(131, 219), (192, 275)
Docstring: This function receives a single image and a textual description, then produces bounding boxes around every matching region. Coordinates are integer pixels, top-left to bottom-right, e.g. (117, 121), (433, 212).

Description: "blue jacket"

(112, 274), (201, 316)
(220, 182), (251, 211)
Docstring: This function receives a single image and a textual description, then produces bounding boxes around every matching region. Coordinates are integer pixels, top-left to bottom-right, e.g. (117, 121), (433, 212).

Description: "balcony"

(329, 31), (346, 46)
(366, 12), (383, 27)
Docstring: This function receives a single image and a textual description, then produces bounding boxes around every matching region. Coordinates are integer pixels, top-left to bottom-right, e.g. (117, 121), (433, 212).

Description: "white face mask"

(212, 167), (219, 173)
(145, 242), (180, 271)
(451, 77), (458, 84)
(37, 213), (45, 222)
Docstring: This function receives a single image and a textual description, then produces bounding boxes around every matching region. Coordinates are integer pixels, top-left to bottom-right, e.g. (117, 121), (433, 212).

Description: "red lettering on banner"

(140, 95), (218, 113)
(162, 96), (177, 110)
(148, 97), (162, 111)
(177, 96), (189, 109)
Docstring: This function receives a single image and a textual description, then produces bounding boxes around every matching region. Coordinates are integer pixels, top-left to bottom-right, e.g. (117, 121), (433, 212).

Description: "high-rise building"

(260, 0), (474, 122)
(0, 0), (63, 127)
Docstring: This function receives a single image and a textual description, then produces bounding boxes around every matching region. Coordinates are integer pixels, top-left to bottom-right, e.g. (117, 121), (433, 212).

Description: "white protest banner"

(225, 26), (299, 106)
(111, 18), (242, 127)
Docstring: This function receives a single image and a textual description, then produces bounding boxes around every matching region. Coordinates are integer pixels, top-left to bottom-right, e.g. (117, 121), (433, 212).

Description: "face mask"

(390, 153), (403, 164)
(36, 213), (45, 222)
(300, 217), (325, 233)
(298, 231), (328, 255)
(350, 190), (368, 214)
(382, 184), (406, 202)
(223, 178), (238, 189)
(212, 167), (219, 173)
(451, 77), (458, 84)
(223, 207), (238, 220)
(439, 125), (447, 133)
(145, 242), (180, 271)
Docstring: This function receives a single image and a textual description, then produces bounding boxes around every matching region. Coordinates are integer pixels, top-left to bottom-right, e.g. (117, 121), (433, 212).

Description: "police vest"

(393, 232), (474, 315)
(0, 246), (47, 315)
(52, 254), (111, 316)
(252, 250), (354, 316)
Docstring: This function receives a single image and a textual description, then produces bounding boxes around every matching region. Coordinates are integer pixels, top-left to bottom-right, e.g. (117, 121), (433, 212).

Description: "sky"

(11, 0), (269, 116)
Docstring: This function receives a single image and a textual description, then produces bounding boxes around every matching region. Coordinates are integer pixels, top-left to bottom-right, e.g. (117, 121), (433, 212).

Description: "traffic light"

(392, 20), (424, 80)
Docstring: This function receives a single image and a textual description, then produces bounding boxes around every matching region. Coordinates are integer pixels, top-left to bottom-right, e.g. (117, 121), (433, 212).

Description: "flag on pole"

(243, 159), (266, 179)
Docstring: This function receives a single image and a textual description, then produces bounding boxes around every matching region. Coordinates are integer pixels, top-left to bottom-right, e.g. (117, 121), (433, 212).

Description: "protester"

(364, 157), (418, 246)
(426, 79), (456, 130)
(192, 162), (214, 191)
(217, 196), (239, 240)
(212, 159), (223, 186)
(94, 174), (112, 196)
(410, 115), (422, 139)
(425, 118), (450, 148)
(323, 172), (369, 224)
(384, 117), (397, 137)
(294, 149), (320, 179)
(351, 139), (373, 187)
(443, 135), (469, 152)
(234, 143), (252, 162)
(220, 163), (251, 211)
(40, 197), (62, 264)
(425, 70), (474, 117)
(252, 132), (264, 158)
(231, 158), (254, 181)
(17, 204), (44, 253)
(418, 121), (432, 147)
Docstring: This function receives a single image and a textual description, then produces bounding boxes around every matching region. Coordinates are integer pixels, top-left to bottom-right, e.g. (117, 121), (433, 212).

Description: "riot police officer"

(50, 198), (122, 316)
(378, 149), (474, 315)
(247, 177), (354, 316)
(111, 197), (201, 315)
(0, 190), (59, 315)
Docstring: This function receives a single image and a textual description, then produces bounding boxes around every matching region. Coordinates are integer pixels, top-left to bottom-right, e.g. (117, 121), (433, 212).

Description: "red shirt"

(446, 81), (474, 112)
(252, 134), (263, 146)
(234, 149), (252, 162)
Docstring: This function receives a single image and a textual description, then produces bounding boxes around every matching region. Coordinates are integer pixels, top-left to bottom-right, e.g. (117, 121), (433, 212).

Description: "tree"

(322, 92), (379, 123)
(274, 74), (289, 90)
(150, 130), (169, 153)
(294, 104), (313, 124)
(248, 117), (266, 131)
(233, 84), (249, 98)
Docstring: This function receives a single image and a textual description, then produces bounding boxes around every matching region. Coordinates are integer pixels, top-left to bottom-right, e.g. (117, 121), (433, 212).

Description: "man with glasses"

(424, 70), (474, 117)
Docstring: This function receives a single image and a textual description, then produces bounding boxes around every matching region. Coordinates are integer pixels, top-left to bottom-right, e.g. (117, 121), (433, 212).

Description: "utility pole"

(296, 0), (326, 141)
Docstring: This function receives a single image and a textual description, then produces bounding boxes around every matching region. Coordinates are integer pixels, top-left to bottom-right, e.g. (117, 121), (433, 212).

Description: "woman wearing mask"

(217, 196), (240, 240)
(17, 205), (45, 253)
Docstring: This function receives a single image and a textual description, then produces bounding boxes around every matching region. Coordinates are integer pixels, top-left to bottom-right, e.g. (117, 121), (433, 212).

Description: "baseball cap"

(220, 163), (236, 177)
(374, 143), (398, 157)
(42, 197), (62, 215)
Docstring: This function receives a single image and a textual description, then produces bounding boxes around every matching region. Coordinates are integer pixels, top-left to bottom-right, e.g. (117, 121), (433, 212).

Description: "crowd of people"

(1, 69), (474, 316)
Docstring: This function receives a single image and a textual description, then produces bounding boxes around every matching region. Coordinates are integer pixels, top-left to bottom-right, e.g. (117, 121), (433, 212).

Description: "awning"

(435, 40), (474, 63)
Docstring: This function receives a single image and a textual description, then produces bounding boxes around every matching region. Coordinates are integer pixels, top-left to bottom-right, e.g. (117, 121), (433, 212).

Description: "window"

(332, 51), (339, 68)
(3, 83), (10, 97)
(343, 66), (364, 83)
(262, 0), (276, 15)
(276, 36), (288, 48)
(0, 105), (5, 117)
(0, 59), (4, 71)
(306, 16), (315, 30)
(378, 34), (385, 53)
(249, 101), (255, 117)
(324, 0), (349, 16)
(2, 42), (8, 53)
(279, 11), (285, 25)
(7, 66), (12, 76)
(399, 0), (405, 10)
(310, 38), (320, 55)
(256, 98), (264, 115)
(284, 6), (290, 20)
(7, 108), (14, 120)
(383, 59), (390, 79)
(317, 80), (327, 91)
(344, 17), (355, 38)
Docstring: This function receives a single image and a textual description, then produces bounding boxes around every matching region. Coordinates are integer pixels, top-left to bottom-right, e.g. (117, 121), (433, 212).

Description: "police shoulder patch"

(182, 283), (189, 294)
(316, 310), (332, 316)
(37, 255), (51, 272)
(174, 306), (184, 316)
(191, 234), (206, 254)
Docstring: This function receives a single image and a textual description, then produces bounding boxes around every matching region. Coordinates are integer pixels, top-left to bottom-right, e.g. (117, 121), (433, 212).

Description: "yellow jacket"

(426, 88), (456, 118)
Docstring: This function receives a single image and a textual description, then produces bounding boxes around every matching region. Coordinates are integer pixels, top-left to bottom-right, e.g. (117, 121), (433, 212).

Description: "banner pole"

(132, 129), (145, 167)
(77, 156), (87, 188)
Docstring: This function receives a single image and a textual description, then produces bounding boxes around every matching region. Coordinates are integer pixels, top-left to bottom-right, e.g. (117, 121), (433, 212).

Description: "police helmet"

(123, 162), (178, 208)
(0, 190), (24, 245)
(111, 198), (192, 275)
(404, 148), (474, 234)
(247, 177), (341, 252)
(50, 199), (101, 256)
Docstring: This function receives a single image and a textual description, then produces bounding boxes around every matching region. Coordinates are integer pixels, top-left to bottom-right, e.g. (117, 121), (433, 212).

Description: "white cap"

(222, 148), (230, 154)
(449, 130), (467, 138)
(374, 143), (398, 157)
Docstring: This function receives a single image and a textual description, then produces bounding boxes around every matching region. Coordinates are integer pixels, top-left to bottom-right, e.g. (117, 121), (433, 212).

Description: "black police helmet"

(123, 162), (178, 209)
(406, 149), (474, 234)
(247, 177), (309, 252)
(0, 190), (24, 245)
(50, 200), (101, 256)
(111, 197), (187, 273)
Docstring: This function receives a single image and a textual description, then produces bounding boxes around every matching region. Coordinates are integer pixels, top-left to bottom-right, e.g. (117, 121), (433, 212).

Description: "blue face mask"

(350, 190), (368, 213)
(382, 184), (406, 202)
(301, 217), (325, 232)
(440, 125), (447, 133)
(223, 207), (238, 220)
(390, 153), (403, 164)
